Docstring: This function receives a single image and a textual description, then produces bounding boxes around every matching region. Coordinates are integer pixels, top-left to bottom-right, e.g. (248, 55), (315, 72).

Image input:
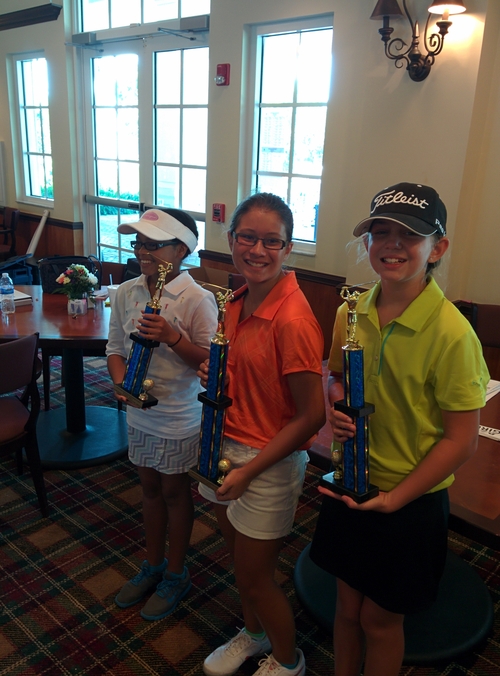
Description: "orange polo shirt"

(223, 271), (324, 450)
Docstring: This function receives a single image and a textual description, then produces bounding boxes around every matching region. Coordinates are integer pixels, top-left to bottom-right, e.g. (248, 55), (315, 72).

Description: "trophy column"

(320, 286), (379, 504)
(113, 262), (173, 408)
(190, 289), (233, 490)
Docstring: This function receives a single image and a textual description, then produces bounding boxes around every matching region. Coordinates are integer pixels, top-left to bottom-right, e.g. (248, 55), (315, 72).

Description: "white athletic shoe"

(203, 628), (272, 676)
(252, 650), (306, 675)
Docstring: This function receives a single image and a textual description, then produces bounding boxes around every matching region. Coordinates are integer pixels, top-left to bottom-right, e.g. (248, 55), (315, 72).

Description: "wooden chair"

(0, 333), (49, 517)
(0, 207), (19, 261)
(453, 300), (500, 380)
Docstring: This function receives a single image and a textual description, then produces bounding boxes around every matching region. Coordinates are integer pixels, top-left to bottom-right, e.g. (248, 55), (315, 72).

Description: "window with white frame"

(88, 42), (208, 264)
(14, 55), (54, 205)
(155, 47), (208, 212)
(251, 19), (333, 250)
(81, 0), (210, 31)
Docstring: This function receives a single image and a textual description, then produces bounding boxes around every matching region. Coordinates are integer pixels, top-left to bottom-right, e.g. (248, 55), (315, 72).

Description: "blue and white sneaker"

(115, 558), (167, 609)
(140, 566), (191, 621)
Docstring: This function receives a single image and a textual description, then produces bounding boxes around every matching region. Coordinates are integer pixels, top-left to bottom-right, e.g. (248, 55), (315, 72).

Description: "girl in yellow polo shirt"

(310, 182), (489, 676)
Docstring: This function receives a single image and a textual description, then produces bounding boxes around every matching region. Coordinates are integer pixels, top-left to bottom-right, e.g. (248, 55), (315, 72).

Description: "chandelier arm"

(423, 13), (445, 57)
(423, 12), (432, 53)
(427, 31), (445, 56)
(385, 37), (411, 61)
(395, 56), (410, 70)
(401, 0), (415, 34)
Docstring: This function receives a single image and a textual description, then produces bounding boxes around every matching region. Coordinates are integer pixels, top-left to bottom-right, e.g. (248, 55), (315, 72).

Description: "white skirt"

(198, 438), (308, 540)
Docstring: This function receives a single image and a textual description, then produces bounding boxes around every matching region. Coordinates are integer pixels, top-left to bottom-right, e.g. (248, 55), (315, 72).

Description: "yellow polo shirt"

(328, 278), (489, 492)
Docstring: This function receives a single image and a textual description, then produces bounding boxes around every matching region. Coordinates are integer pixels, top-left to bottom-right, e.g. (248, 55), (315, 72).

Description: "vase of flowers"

(56, 264), (98, 316)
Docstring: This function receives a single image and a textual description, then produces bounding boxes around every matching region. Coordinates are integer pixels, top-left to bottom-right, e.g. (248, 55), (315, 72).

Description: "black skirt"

(309, 489), (449, 614)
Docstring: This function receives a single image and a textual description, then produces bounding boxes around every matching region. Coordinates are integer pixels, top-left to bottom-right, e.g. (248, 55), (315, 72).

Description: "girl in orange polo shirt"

(198, 193), (325, 676)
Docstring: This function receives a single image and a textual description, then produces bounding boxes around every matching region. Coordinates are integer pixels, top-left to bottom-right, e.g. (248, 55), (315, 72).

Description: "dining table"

(448, 389), (500, 540)
(0, 285), (128, 469)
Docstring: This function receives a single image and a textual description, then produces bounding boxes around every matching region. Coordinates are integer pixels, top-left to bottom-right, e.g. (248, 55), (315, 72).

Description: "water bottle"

(0, 272), (15, 314)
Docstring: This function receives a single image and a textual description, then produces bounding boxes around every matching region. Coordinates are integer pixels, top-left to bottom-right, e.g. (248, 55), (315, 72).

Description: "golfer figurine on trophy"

(113, 262), (173, 408)
(189, 287), (234, 490)
(320, 285), (379, 503)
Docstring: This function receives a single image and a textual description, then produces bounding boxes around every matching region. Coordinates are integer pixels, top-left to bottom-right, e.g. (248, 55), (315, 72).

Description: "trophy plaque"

(190, 288), (234, 491)
(113, 262), (173, 408)
(320, 286), (379, 503)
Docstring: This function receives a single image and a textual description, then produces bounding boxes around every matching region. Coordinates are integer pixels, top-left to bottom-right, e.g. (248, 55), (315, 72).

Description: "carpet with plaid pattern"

(0, 357), (499, 675)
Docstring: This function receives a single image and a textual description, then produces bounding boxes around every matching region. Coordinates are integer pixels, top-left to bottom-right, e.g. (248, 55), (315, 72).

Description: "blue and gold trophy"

(190, 288), (234, 490)
(320, 286), (379, 503)
(113, 262), (173, 409)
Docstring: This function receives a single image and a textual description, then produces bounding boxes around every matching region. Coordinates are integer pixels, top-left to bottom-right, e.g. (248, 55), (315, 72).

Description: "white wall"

(206, 0), (493, 302)
(448, 0), (500, 303)
(0, 0), (497, 302)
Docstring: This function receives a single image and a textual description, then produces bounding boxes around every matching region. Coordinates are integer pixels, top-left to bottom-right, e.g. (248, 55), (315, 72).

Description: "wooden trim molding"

(198, 249), (232, 266)
(0, 4), (62, 32)
(13, 211), (83, 231)
(198, 249), (345, 287)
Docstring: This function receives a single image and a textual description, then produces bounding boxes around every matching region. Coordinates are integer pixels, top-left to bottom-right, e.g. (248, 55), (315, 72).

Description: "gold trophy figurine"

(343, 287), (361, 345)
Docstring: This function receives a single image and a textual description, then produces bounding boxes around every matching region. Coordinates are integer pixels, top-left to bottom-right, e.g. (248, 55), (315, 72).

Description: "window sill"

(292, 240), (316, 257)
(15, 197), (54, 209)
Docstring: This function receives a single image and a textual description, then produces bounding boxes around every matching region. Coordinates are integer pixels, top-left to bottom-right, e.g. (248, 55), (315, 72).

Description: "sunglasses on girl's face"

(131, 239), (177, 251)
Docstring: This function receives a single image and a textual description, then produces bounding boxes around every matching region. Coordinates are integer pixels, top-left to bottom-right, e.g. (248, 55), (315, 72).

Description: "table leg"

(63, 348), (86, 433)
(37, 350), (128, 469)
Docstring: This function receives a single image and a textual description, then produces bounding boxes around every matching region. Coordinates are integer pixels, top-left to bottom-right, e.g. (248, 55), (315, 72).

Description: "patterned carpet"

(0, 357), (499, 675)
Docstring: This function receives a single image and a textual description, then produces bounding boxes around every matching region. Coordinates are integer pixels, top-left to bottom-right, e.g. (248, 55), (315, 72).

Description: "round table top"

(0, 285), (111, 346)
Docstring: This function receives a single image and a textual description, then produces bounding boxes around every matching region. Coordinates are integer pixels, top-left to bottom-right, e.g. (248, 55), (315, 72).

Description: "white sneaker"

(203, 628), (272, 676)
(253, 650), (306, 676)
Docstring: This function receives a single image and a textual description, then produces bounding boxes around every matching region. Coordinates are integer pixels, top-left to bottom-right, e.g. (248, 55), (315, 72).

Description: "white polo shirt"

(106, 271), (218, 439)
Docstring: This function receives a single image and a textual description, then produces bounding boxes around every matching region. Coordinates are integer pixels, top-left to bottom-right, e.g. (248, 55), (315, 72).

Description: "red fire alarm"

(215, 64), (230, 86)
(212, 203), (226, 223)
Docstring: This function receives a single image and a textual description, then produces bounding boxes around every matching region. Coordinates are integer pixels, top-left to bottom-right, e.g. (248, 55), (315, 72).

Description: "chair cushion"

(0, 398), (29, 443)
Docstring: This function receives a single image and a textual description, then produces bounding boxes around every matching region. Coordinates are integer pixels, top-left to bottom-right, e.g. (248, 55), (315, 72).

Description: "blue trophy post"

(320, 286), (379, 503)
(190, 288), (234, 490)
(113, 262), (172, 409)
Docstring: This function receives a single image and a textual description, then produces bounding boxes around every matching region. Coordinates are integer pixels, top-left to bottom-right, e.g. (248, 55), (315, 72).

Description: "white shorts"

(198, 438), (308, 540)
(128, 426), (198, 475)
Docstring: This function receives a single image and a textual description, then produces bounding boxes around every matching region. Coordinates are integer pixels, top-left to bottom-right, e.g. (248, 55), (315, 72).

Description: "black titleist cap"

(353, 182), (447, 238)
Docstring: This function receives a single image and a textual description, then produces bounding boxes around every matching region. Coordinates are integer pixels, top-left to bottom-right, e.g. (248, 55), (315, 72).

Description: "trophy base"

(113, 384), (158, 409)
(130, 332), (160, 349)
(188, 466), (221, 492)
(334, 401), (375, 418)
(320, 472), (379, 504)
(198, 392), (232, 410)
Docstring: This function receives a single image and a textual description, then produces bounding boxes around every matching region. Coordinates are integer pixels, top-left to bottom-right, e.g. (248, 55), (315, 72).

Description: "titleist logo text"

(372, 190), (429, 214)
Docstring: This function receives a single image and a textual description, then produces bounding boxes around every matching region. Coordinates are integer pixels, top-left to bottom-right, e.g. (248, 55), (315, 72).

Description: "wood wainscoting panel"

(8, 210), (83, 259)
